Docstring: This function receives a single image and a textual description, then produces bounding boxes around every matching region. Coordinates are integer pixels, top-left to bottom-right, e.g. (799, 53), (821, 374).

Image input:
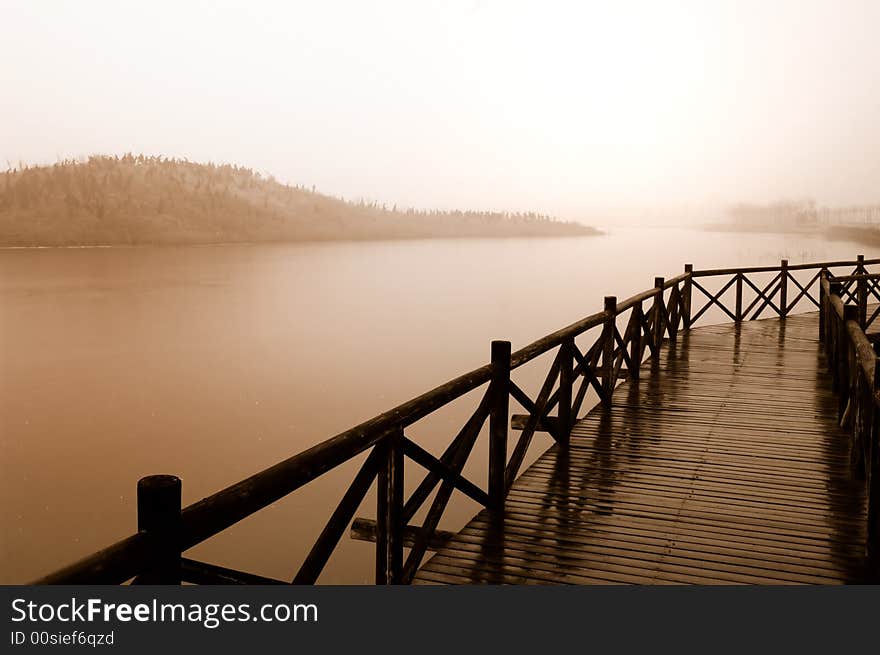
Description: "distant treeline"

(0, 155), (598, 246)
(725, 199), (880, 230)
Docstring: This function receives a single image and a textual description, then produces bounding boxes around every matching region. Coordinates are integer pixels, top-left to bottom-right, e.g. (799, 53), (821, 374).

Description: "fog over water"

(3, 1), (880, 219)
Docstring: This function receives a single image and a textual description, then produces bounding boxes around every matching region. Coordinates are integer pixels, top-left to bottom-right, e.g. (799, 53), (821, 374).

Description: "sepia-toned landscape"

(3, 1), (880, 591)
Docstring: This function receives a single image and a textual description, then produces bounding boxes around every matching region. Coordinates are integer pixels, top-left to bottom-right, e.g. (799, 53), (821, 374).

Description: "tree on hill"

(0, 155), (599, 246)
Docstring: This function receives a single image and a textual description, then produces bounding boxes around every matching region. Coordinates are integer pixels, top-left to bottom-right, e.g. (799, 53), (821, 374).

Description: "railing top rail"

(845, 318), (877, 385)
(509, 271), (693, 368)
(174, 357), (500, 540)
(693, 258), (880, 277)
(617, 288), (658, 313)
(823, 274), (875, 374)
(821, 275), (846, 319)
(34, 362), (495, 584)
(829, 273), (880, 282)
(663, 272), (690, 289)
(34, 533), (148, 585)
(509, 311), (606, 369)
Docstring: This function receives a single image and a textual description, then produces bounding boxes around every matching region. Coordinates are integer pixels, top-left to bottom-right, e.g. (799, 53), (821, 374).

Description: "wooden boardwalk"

(37, 260), (880, 587)
(415, 312), (869, 584)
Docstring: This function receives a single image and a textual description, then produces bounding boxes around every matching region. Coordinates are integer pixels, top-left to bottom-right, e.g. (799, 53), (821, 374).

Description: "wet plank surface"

(415, 312), (868, 584)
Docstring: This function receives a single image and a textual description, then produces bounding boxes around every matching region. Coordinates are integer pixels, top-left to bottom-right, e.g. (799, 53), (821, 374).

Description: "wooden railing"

(33, 256), (880, 585)
(820, 270), (880, 565)
(689, 255), (880, 325)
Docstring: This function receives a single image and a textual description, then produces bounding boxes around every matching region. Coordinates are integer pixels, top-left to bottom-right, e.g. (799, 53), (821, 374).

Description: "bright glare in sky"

(2, 0), (879, 220)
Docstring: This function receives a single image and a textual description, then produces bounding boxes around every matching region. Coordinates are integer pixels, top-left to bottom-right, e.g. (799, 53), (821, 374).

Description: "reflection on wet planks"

(415, 313), (867, 584)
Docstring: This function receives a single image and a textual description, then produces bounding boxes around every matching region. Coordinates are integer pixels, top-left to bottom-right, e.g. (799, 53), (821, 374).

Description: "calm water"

(0, 227), (873, 583)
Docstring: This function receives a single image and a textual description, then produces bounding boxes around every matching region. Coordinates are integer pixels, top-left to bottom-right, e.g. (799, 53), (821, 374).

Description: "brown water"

(0, 227), (871, 583)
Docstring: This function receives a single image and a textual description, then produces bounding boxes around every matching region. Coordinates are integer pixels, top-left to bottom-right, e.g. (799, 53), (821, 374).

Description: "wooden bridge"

(414, 313), (867, 584)
(35, 257), (880, 585)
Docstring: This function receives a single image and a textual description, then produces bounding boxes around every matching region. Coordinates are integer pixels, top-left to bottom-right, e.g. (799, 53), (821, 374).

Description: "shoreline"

(0, 229), (606, 251)
(702, 222), (880, 248)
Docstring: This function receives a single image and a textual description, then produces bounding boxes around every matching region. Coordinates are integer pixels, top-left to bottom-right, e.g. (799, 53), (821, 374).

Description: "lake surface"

(0, 227), (874, 583)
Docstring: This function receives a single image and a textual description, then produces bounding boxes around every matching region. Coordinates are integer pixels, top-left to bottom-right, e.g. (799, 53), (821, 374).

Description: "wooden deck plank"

(414, 312), (868, 584)
(461, 514), (859, 571)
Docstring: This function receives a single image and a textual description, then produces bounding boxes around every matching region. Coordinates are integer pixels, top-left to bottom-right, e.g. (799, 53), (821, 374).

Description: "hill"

(0, 155), (598, 246)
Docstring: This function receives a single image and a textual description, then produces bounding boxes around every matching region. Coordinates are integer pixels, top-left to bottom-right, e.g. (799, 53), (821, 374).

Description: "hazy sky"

(2, 1), (879, 219)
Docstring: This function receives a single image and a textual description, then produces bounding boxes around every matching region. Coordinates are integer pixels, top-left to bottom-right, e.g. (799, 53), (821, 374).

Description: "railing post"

(858, 274), (868, 330)
(829, 281), (843, 385)
(682, 264), (693, 331)
(136, 475), (181, 584)
(858, 253), (866, 275)
(839, 305), (859, 422)
(601, 296), (617, 406)
(488, 340), (511, 511)
(819, 269), (826, 339)
(652, 278), (664, 350)
(735, 273), (743, 322)
(375, 433), (404, 584)
(558, 338), (574, 443)
(780, 259), (789, 318)
(630, 302), (642, 380)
